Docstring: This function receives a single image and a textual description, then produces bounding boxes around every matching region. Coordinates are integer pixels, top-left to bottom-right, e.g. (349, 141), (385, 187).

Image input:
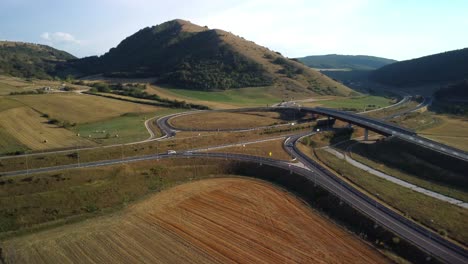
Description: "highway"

(284, 134), (468, 264)
(1, 96), (467, 263)
(300, 106), (468, 161)
(2, 142), (467, 263)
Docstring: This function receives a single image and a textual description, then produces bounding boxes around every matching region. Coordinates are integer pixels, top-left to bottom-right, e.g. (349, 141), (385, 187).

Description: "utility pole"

(26, 154), (29, 176)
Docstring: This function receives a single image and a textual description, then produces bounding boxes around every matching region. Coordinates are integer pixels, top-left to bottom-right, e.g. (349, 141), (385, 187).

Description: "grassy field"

(365, 100), (419, 119)
(170, 111), (283, 130)
(0, 158), (234, 236)
(0, 91), (185, 153)
(390, 112), (441, 131)
(146, 85), (282, 109)
(419, 114), (468, 151)
(302, 95), (394, 111)
(10, 93), (162, 124)
(1, 176), (386, 263)
(0, 129), (28, 155)
(0, 107), (94, 151)
(210, 138), (292, 161)
(312, 148), (468, 244)
(349, 139), (468, 202)
(0, 75), (89, 95)
(73, 109), (184, 145)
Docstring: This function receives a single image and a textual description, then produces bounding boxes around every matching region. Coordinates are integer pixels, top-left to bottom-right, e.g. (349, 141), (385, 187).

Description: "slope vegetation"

(2, 178), (386, 263)
(69, 19), (354, 96)
(371, 48), (468, 86)
(0, 41), (75, 79)
(298, 54), (396, 70)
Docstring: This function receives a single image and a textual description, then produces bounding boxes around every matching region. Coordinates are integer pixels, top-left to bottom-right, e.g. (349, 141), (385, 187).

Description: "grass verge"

(312, 147), (467, 244)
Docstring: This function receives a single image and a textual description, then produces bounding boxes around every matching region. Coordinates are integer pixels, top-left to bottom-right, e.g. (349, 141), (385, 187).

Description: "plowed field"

(2, 178), (387, 263)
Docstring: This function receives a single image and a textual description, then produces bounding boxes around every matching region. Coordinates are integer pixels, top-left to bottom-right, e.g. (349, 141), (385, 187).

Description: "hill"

(371, 48), (468, 86)
(68, 19), (354, 96)
(431, 80), (468, 115)
(297, 54), (396, 70)
(0, 41), (75, 79)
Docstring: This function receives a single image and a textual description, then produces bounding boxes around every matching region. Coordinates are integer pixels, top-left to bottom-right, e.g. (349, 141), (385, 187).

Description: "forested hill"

(370, 48), (468, 86)
(67, 19), (354, 95)
(297, 54), (396, 70)
(0, 41), (75, 79)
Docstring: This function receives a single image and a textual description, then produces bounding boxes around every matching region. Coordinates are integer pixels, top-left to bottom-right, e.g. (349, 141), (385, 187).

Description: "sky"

(1, 0), (467, 60)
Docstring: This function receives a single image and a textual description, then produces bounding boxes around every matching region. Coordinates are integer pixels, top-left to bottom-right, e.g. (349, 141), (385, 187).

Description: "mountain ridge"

(297, 54), (396, 70)
(370, 48), (468, 86)
(0, 41), (75, 79)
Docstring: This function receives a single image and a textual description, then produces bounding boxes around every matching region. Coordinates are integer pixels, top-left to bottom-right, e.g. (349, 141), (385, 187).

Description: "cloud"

(40, 32), (81, 44)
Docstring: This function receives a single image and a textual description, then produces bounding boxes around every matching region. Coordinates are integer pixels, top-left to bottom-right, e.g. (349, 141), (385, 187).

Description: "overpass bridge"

(294, 106), (468, 161)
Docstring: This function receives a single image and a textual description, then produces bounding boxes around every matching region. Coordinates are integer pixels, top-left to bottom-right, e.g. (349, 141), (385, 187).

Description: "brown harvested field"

(210, 138), (293, 161)
(1, 178), (387, 263)
(0, 107), (94, 150)
(0, 97), (23, 111)
(11, 93), (161, 124)
(419, 114), (468, 151)
(170, 111), (286, 130)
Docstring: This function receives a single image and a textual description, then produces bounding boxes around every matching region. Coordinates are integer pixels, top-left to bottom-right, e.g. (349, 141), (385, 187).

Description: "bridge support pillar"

(364, 128), (369, 141)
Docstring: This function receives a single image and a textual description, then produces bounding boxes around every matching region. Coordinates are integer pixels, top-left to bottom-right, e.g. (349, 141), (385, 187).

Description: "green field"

(163, 86), (281, 106)
(73, 109), (183, 145)
(0, 129), (29, 155)
(318, 95), (394, 111)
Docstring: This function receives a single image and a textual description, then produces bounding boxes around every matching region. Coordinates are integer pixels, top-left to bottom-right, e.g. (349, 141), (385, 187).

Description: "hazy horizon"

(1, 0), (467, 61)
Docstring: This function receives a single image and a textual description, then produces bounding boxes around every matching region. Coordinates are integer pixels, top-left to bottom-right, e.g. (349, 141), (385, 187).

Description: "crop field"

(419, 114), (468, 151)
(10, 93), (162, 124)
(302, 95), (394, 111)
(0, 97), (23, 112)
(0, 107), (94, 150)
(1, 178), (386, 263)
(170, 111), (285, 130)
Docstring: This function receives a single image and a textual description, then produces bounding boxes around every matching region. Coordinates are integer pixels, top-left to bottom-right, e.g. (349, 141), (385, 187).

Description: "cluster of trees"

(9, 88), (47, 95)
(160, 57), (272, 90)
(0, 41), (75, 79)
(272, 57), (303, 78)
